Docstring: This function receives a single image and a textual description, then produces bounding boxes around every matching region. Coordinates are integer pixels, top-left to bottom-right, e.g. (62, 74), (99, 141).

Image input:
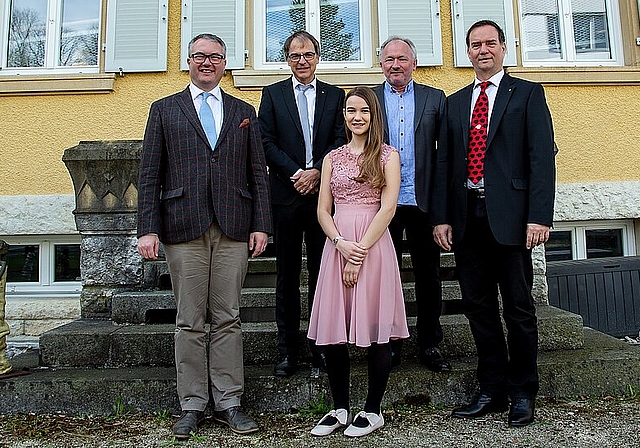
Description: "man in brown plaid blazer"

(137, 34), (272, 440)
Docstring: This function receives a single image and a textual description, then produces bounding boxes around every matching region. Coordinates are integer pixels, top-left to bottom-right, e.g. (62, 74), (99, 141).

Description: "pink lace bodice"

(329, 143), (396, 205)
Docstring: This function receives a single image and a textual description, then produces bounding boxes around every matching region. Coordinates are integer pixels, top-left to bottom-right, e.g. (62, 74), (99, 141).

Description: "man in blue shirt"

(373, 37), (451, 372)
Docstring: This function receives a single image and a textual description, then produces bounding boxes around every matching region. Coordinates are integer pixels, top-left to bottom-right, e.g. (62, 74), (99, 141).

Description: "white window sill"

(0, 73), (116, 95)
(507, 67), (640, 85)
(231, 68), (385, 89)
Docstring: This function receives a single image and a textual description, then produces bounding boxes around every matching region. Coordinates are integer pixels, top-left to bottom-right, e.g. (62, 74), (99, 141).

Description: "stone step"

(111, 281), (462, 324)
(141, 252), (458, 289)
(40, 306), (583, 368)
(3, 327), (638, 415)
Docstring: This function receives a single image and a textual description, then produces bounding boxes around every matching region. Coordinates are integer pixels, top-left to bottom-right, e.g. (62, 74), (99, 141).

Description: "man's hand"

(249, 232), (269, 258)
(138, 234), (160, 260)
(526, 223), (550, 250)
(433, 224), (453, 251)
(291, 168), (320, 195)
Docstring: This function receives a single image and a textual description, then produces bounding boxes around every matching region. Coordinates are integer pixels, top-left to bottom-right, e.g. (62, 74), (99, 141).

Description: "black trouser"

(273, 196), (326, 358)
(454, 195), (539, 399)
(388, 205), (443, 351)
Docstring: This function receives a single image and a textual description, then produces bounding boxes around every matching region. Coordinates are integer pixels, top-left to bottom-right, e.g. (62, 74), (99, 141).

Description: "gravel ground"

(2, 396), (640, 448)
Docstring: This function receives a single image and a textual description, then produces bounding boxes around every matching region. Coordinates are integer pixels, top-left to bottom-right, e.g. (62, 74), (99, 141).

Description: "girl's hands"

(342, 261), (361, 288)
(336, 239), (367, 287)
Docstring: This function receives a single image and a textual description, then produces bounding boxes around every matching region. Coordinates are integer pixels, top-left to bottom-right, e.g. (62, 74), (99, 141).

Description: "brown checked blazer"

(137, 86), (272, 244)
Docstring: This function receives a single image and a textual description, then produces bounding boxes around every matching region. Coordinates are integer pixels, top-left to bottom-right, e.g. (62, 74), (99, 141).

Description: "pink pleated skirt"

(307, 204), (409, 347)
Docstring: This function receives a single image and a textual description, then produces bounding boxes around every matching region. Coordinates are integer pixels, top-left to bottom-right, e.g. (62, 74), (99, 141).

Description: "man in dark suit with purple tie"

(433, 20), (555, 427)
(137, 34), (272, 439)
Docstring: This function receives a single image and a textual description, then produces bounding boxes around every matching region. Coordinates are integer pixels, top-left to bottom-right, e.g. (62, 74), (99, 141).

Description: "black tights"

(324, 342), (392, 414)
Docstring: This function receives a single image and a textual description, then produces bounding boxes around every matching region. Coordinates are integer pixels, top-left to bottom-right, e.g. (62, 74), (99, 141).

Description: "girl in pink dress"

(307, 86), (409, 437)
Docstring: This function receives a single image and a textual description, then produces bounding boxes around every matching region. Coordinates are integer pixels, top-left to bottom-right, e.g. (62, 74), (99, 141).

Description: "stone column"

(0, 240), (12, 374)
(62, 141), (143, 318)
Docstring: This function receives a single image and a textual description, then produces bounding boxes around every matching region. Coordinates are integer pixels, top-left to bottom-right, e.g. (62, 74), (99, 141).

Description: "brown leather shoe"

(172, 410), (205, 440)
(213, 406), (259, 434)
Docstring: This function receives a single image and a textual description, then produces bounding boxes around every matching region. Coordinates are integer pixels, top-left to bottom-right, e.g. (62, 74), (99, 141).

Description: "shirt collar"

(292, 76), (317, 90)
(189, 83), (222, 102)
(384, 79), (414, 95)
(474, 70), (504, 89)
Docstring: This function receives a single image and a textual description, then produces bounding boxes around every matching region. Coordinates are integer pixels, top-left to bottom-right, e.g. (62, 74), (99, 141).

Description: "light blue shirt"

(384, 80), (416, 206)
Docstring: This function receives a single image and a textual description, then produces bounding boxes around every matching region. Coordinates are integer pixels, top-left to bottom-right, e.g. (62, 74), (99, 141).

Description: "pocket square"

(239, 118), (250, 129)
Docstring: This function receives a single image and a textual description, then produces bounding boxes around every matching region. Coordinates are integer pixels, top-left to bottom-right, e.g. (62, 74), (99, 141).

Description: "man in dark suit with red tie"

(137, 34), (272, 439)
(432, 20), (555, 427)
(258, 31), (346, 377)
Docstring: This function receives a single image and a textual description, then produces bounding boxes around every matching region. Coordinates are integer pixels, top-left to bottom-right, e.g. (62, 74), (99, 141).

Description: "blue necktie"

(296, 84), (313, 167)
(199, 92), (218, 149)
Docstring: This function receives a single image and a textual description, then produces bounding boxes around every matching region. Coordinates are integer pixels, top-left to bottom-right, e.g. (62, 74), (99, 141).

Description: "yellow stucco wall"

(1, 1), (639, 196)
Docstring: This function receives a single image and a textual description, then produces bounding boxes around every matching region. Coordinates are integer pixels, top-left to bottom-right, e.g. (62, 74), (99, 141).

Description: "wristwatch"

(332, 235), (345, 246)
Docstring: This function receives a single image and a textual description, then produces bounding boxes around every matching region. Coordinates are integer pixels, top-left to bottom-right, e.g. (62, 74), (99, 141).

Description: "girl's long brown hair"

(345, 86), (386, 189)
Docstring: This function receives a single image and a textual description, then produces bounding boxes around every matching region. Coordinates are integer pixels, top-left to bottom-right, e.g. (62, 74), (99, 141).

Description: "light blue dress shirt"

(384, 80), (416, 206)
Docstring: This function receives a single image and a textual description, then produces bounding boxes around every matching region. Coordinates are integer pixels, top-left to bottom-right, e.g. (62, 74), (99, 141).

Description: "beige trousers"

(164, 222), (248, 412)
(0, 261), (12, 374)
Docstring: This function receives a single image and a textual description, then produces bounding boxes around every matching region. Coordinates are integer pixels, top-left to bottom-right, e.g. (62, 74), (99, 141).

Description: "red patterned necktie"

(467, 81), (491, 184)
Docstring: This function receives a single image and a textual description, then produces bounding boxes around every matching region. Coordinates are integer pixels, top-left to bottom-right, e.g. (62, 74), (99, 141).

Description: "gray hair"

(188, 33), (227, 57)
(380, 36), (417, 60)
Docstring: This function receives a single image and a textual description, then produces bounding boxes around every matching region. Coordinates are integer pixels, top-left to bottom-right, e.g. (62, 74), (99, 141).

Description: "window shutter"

(451, 0), (517, 67)
(104, 0), (168, 73)
(181, 0), (245, 70)
(0, 1), (6, 68)
(378, 0), (442, 66)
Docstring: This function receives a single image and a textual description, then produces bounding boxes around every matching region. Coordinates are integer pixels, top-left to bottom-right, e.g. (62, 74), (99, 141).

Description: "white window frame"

(518, 0), (624, 67)
(3, 235), (82, 297)
(0, 0), (101, 76)
(253, 0), (372, 71)
(451, 0), (518, 67)
(105, 0), (168, 73)
(550, 220), (637, 260)
(378, 0), (442, 66)
(180, 0), (245, 71)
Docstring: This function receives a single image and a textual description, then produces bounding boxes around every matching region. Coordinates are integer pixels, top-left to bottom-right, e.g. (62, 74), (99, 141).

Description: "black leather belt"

(468, 188), (485, 199)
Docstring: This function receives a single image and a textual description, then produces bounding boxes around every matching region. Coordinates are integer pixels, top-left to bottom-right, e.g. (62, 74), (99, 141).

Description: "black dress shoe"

(213, 406), (259, 434)
(419, 347), (452, 373)
(451, 393), (509, 419)
(172, 410), (205, 440)
(274, 355), (297, 377)
(508, 397), (535, 427)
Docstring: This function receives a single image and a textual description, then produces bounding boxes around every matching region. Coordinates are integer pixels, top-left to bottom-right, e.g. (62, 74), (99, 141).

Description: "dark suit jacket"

(373, 82), (445, 214)
(137, 86), (272, 244)
(432, 73), (555, 246)
(258, 78), (346, 206)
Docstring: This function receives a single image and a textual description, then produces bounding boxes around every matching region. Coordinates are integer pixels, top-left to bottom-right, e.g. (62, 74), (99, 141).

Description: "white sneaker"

(343, 411), (384, 437)
(310, 408), (352, 436)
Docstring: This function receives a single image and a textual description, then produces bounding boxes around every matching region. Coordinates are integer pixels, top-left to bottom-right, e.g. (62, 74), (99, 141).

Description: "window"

(1, 0), (101, 74)
(254, 0), (372, 70)
(545, 220), (636, 262)
(3, 236), (81, 296)
(518, 0), (623, 66)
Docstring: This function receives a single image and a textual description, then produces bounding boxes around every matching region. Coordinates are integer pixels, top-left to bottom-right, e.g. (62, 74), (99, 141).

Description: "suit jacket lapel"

(458, 83), (474, 151)
(283, 78), (304, 138)
(486, 74), (515, 148)
(313, 81), (328, 140)
(176, 87), (209, 146)
(413, 84), (428, 132)
(216, 90), (238, 148)
(374, 85), (390, 144)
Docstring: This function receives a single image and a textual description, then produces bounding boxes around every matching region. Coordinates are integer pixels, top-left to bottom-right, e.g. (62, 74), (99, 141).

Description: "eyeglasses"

(190, 52), (225, 64)
(287, 52), (317, 62)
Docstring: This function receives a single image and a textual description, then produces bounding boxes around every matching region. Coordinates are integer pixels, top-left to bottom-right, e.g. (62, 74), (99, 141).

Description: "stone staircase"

(3, 250), (639, 416)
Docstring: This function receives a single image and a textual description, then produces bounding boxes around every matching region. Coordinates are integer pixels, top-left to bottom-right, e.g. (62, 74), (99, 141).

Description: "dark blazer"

(432, 73), (555, 246)
(258, 78), (346, 205)
(137, 87), (272, 244)
(373, 82), (445, 213)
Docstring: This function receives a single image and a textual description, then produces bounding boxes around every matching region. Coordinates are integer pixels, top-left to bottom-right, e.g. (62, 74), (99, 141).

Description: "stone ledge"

(0, 73), (116, 96)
